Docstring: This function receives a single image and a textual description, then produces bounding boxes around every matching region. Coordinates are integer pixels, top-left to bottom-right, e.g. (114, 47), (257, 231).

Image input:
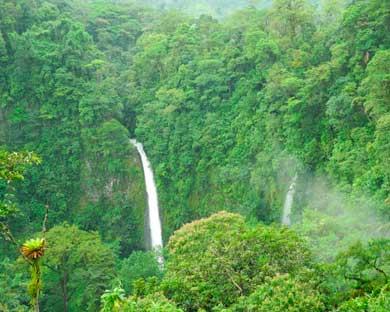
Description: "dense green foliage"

(101, 290), (182, 312)
(118, 251), (162, 294)
(131, 0), (390, 238)
(227, 274), (324, 312)
(0, 0), (147, 257)
(105, 212), (388, 311)
(162, 211), (312, 310)
(0, 0), (389, 311)
(0, 150), (40, 223)
(42, 224), (116, 311)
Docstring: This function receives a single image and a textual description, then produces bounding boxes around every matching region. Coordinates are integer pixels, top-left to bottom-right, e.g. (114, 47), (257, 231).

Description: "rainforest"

(0, 0), (389, 311)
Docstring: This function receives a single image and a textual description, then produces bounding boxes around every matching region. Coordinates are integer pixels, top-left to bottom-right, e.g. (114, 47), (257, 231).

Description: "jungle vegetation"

(0, 0), (389, 311)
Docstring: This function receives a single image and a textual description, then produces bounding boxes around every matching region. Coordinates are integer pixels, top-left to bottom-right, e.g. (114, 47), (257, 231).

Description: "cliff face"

(79, 120), (147, 256)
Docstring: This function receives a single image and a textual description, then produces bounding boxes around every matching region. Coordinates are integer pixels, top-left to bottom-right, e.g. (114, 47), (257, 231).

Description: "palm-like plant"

(21, 238), (46, 312)
(21, 238), (45, 260)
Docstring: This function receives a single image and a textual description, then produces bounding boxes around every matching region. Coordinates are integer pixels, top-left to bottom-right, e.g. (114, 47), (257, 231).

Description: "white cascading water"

(130, 139), (163, 264)
(281, 174), (298, 226)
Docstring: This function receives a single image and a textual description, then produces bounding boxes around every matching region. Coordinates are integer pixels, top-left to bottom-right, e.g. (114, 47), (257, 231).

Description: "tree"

(268, 0), (315, 45)
(0, 150), (40, 224)
(121, 293), (183, 312)
(337, 284), (390, 312)
(336, 239), (389, 297)
(0, 150), (42, 311)
(162, 211), (313, 310)
(103, 290), (183, 312)
(227, 274), (324, 312)
(367, 284), (390, 312)
(0, 257), (30, 312)
(101, 288), (182, 312)
(42, 224), (115, 312)
(119, 251), (162, 294)
(361, 50), (390, 119)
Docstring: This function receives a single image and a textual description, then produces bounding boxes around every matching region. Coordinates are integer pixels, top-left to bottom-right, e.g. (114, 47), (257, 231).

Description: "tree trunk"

(61, 272), (68, 312)
(31, 262), (41, 312)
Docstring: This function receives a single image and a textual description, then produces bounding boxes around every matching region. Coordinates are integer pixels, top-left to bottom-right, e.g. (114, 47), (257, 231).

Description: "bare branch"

(42, 204), (49, 236)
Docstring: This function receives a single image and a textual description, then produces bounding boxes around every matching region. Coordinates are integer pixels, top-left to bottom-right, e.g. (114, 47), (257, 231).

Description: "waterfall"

(130, 139), (163, 264)
(281, 174), (298, 226)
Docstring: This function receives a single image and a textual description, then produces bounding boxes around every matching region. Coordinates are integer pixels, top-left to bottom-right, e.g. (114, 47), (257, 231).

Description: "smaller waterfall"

(282, 174), (298, 226)
(130, 139), (163, 264)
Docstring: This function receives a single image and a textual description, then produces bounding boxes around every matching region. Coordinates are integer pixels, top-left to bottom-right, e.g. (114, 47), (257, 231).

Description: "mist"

(293, 175), (390, 262)
(139, 0), (273, 18)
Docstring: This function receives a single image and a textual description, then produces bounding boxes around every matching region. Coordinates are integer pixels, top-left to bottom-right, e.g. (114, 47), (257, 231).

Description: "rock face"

(79, 122), (147, 256)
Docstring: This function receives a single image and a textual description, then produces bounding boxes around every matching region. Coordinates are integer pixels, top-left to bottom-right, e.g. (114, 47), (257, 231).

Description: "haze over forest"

(0, 0), (389, 311)
(144, 0), (270, 17)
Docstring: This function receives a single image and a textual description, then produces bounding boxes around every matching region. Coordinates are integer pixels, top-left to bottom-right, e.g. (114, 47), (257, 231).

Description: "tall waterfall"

(130, 139), (163, 263)
(281, 174), (298, 226)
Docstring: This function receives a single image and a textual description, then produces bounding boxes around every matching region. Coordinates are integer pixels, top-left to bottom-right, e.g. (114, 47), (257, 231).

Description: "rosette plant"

(21, 238), (46, 312)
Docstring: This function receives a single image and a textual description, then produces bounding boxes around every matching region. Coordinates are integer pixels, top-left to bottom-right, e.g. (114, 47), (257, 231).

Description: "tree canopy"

(0, 0), (389, 311)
